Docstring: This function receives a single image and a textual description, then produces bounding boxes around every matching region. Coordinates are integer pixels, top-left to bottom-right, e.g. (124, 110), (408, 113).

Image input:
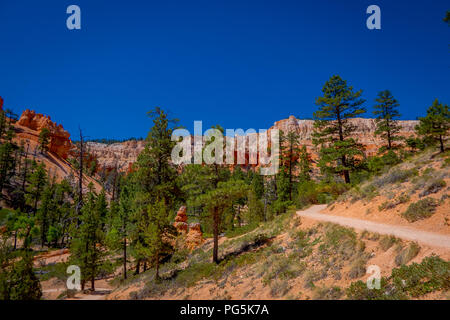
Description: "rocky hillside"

(86, 140), (145, 172)
(271, 115), (418, 155)
(87, 115), (419, 171)
(12, 109), (103, 193)
(324, 148), (450, 235)
(106, 207), (449, 300)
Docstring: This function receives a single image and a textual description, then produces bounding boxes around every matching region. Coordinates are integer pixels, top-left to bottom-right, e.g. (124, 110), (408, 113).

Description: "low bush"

(372, 168), (419, 189)
(401, 198), (438, 222)
(419, 179), (446, 198)
(379, 235), (400, 251)
(312, 286), (343, 300)
(395, 242), (420, 266)
(346, 255), (449, 300)
(269, 280), (290, 297)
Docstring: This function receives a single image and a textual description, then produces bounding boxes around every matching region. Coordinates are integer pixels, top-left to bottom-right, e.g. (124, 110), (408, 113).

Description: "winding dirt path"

(297, 205), (450, 249)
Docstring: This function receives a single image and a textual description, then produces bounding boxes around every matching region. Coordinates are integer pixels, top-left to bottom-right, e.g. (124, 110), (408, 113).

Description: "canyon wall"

(87, 115), (419, 171)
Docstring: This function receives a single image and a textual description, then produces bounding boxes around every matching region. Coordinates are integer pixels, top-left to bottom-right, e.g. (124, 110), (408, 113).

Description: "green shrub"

(379, 235), (400, 251)
(391, 255), (450, 297)
(395, 242), (420, 266)
(396, 194), (411, 204)
(419, 179), (446, 198)
(402, 198), (438, 222)
(346, 255), (449, 300)
(372, 168), (419, 188)
(270, 280), (290, 297)
(348, 256), (368, 279)
(312, 286), (343, 300)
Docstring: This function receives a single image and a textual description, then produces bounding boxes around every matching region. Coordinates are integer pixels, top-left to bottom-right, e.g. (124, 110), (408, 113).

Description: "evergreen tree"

(247, 189), (264, 222)
(196, 180), (248, 263)
(38, 128), (50, 154)
(70, 189), (105, 291)
(141, 200), (176, 279)
(298, 146), (312, 182)
(132, 107), (180, 273)
(251, 171), (264, 199)
(312, 75), (366, 184)
(280, 130), (301, 200)
(373, 90), (402, 151)
(26, 163), (47, 215)
(8, 252), (42, 300)
(37, 184), (54, 248)
(416, 99), (449, 153)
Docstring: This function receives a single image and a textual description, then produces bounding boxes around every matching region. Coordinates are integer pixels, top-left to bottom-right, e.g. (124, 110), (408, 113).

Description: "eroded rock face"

(174, 206), (188, 233)
(270, 115), (418, 156)
(185, 223), (204, 251)
(173, 206), (204, 251)
(86, 140), (145, 172)
(17, 109), (72, 159)
(86, 116), (419, 171)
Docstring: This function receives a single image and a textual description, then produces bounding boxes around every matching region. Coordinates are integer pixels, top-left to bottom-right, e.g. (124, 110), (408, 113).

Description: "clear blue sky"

(0, 0), (448, 140)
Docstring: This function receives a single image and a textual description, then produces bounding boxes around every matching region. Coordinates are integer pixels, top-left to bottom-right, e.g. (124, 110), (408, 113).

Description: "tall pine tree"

(373, 90), (402, 151)
(416, 99), (449, 153)
(312, 75), (366, 184)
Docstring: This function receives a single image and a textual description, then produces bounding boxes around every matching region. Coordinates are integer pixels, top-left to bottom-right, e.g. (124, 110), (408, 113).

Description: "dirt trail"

(297, 205), (450, 249)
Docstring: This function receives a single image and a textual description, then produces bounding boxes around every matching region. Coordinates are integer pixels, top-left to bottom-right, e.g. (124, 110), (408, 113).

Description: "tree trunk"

(123, 237), (127, 280)
(134, 260), (140, 275)
(13, 231), (17, 250)
(155, 253), (160, 280)
(439, 135), (444, 153)
(91, 274), (95, 292)
(213, 208), (219, 264)
(341, 156), (350, 184)
(77, 128), (84, 226)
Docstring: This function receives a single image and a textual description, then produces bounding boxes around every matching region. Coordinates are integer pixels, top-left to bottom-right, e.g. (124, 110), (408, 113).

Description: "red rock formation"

(173, 206), (204, 251)
(185, 223), (204, 251)
(87, 116), (419, 173)
(174, 206), (188, 233)
(86, 140), (145, 172)
(0, 96), (3, 111)
(17, 109), (72, 159)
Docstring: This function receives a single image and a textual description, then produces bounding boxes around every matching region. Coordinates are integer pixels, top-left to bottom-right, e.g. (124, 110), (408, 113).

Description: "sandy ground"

(298, 205), (450, 249)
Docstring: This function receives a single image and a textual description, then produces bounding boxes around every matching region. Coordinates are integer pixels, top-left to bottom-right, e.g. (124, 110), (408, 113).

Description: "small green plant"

(312, 286), (343, 300)
(269, 280), (290, 297)
(419, 179), (447, 198)
(402, 198), (438, 222)
(379, 235), (400, 251)
(395, 242), (420, 266)
(346, 255), (449, 300)
(396, 194), (411, 204)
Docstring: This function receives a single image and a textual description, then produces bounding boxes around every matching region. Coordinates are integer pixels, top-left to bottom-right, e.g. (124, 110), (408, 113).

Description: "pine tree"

(416, 99), (449, 153)
(141, 200), (176, 279)
(298, 146), (312, 182)
(247, 189), (264, 222)
(26, 163), (47, 215)
(251, 171), (264, 199)
(312, 75), (366, 184)
(70, 189), (106, 291)
(8, 252), (42, 300)
(38, 128), (50, 154)
(38, 184), (54, 248)
(196, 180), (248, 263)
(132, 107), (180, 273)
(373, 90), (402, 151)
(280, 130), (301, 200)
